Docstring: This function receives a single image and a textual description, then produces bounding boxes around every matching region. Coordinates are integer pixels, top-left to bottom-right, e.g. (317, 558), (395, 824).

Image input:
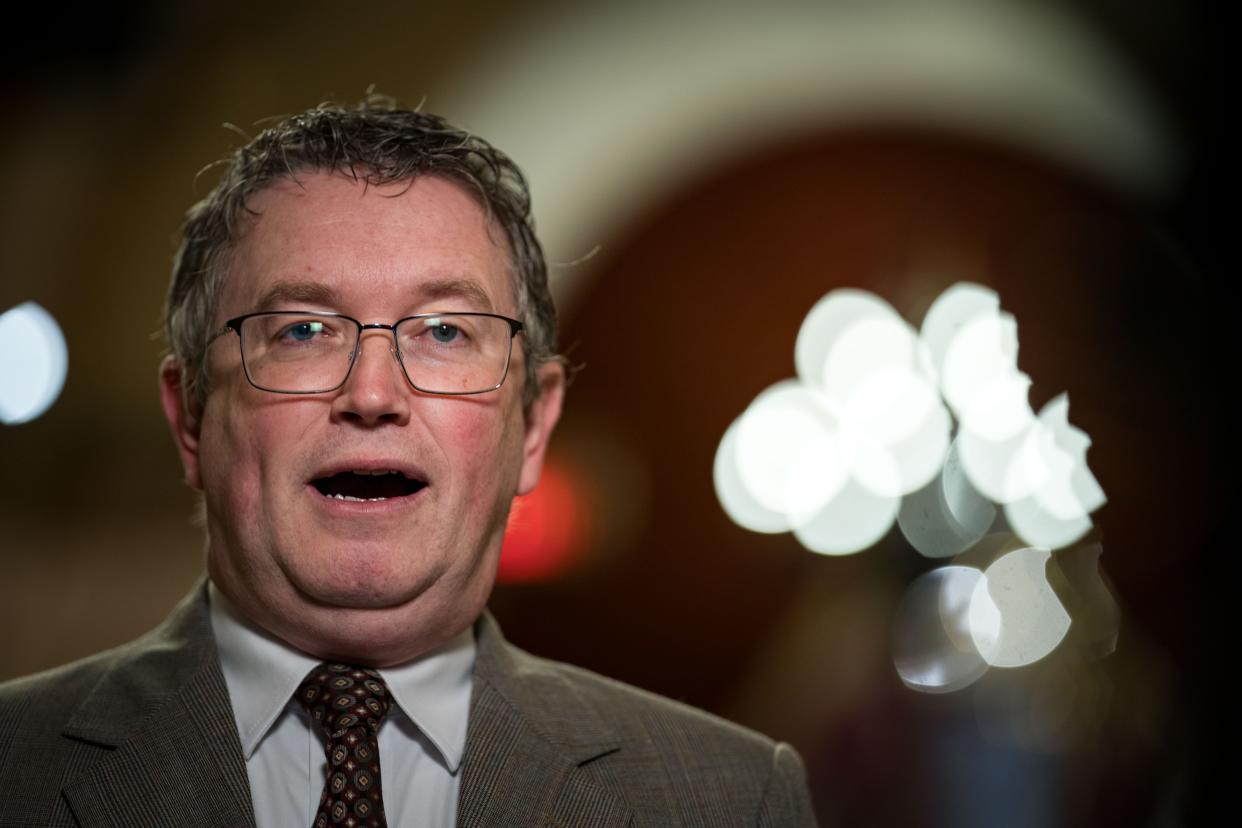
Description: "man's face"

(160, 173), (563, 665)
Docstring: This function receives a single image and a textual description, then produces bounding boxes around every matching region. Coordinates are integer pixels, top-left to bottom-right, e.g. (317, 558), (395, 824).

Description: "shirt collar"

(208, 581), (475, 772)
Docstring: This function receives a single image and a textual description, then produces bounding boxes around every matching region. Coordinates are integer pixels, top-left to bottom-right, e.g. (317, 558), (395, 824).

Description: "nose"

(330, 329), (412, 426)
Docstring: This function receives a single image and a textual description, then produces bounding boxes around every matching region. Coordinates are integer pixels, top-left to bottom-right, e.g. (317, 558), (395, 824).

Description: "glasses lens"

(395, 314), (514, 394)
(240, 313), (356, 393)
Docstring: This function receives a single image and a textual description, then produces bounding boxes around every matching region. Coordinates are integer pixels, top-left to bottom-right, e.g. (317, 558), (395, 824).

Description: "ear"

(159, 355), (204, 491)
(516, 361), (565, 496)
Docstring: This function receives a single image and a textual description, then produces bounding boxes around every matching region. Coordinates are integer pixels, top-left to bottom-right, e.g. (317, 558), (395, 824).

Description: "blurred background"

(0, 0), (1223, 825)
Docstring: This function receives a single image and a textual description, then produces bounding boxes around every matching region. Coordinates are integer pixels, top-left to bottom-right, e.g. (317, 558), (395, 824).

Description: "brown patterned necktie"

(296, 663), (393, 828)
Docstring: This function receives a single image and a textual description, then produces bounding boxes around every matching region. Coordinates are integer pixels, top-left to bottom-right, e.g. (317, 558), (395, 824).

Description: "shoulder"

(0, 646), (118, 739)
(514, 646), (779, 761)
(475, 613), (776, 761)
(471, 614), (818, 826)
(0, 643), (136, 817)
(0, 585), (215, 773)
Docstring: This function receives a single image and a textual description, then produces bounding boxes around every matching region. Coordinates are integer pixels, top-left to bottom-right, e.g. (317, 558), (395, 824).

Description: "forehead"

(220, 172), (515, 317)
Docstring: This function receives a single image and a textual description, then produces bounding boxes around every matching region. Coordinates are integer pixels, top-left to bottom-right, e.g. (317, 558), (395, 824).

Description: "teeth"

(350, 469), (402, 477)
(330, 493), (389, 502)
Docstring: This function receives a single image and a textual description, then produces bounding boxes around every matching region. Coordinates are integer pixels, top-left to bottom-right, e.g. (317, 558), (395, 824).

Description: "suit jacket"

(0, 584), (817, 826)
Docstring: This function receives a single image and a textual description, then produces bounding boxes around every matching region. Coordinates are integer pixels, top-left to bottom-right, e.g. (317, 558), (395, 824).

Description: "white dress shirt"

(208, 582), (475, 828)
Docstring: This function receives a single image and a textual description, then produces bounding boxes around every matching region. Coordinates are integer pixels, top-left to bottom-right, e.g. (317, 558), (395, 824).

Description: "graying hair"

(164, 96), (558, 409)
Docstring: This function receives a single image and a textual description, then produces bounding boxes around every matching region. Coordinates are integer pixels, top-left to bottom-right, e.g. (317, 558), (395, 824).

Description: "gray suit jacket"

(0, 585), (817, 826)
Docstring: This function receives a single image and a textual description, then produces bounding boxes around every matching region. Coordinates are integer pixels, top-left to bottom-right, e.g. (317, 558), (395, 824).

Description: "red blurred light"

(498, 460), (586, 583)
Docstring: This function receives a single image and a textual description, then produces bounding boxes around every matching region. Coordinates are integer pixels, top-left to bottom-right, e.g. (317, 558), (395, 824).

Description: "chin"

(302, 581), (419, 610)
(284, 551), (441, 609)
(295, 598), (475, 667)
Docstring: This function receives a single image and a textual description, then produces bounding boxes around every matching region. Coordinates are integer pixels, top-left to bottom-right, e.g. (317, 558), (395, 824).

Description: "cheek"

(433, 399), (526, 500)
(199, 391), (294, 510)
(198, 421), (255, 527)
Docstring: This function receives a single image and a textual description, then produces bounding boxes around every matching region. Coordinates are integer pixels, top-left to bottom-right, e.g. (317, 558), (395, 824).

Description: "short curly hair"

(164, 96), (558, 409)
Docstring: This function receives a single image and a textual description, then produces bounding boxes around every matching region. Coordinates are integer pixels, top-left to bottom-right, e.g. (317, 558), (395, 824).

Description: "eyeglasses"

(207, 310), (524, 395)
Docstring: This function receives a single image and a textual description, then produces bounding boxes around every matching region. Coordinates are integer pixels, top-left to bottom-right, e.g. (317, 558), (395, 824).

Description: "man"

(0, 99), (817, 826)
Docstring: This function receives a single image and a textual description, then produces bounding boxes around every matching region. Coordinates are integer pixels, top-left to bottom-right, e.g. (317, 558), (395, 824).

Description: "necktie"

(296, 663), (393, 828)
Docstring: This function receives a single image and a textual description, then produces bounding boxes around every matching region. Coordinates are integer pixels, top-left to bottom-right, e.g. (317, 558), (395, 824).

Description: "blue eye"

(286, 322), (322, 342)
(430, 323), (460, 343)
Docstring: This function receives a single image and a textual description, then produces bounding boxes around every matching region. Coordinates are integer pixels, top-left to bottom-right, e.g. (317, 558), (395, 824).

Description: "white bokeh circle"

(0, 302), (68, 425)
(968, 545), (1071, 668)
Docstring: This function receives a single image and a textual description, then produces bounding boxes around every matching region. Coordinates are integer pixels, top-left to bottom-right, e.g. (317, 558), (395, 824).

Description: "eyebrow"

(255, 281), (340, 310)
(253, 277), (497, 313)
(417, 278), (496, 313)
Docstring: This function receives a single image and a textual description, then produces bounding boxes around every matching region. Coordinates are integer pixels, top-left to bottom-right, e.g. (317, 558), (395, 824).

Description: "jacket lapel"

(53, 594), (627, 826)
(456, 614), (631, 828)
(59, 583), (255, 828)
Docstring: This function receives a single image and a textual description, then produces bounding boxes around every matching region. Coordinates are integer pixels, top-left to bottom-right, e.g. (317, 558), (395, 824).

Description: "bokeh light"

(1051, 538), (1120, 660)
(897, 440), (996, 559)
(893, 565), (990, 693)
(795, 289), (905, 391)
(969, 545), (1072, 669)
(0, 302), (68, 426)
(920, 281), (1000, 381)
(498, 461), (588, 583)
(715, 281), (1104, 558)
(1003, 395), (1107, 549)
(894, 533), (1095, 693)
(714, 416), (793, 534)
(734, 381), (846, 521)
(941, 310), (1029, 438)
(722, 282), (1109, 687)
(792, 476), (901, 556)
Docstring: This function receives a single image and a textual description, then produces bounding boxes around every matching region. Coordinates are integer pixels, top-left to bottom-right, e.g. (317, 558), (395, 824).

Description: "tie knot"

(296, 663), (392, 738)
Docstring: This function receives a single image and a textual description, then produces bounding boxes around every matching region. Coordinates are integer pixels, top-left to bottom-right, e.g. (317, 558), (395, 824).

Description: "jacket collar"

(56, 583), (631, 827)
(456, 612), (632, 827)
(60, 580), (256, 827)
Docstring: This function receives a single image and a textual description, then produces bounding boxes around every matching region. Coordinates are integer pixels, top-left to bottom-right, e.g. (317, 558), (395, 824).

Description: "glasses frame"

(207, 310), (525, 396)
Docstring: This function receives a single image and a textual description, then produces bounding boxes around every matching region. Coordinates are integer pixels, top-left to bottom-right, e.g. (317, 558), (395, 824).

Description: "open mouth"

(312, 470), (427, 502)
